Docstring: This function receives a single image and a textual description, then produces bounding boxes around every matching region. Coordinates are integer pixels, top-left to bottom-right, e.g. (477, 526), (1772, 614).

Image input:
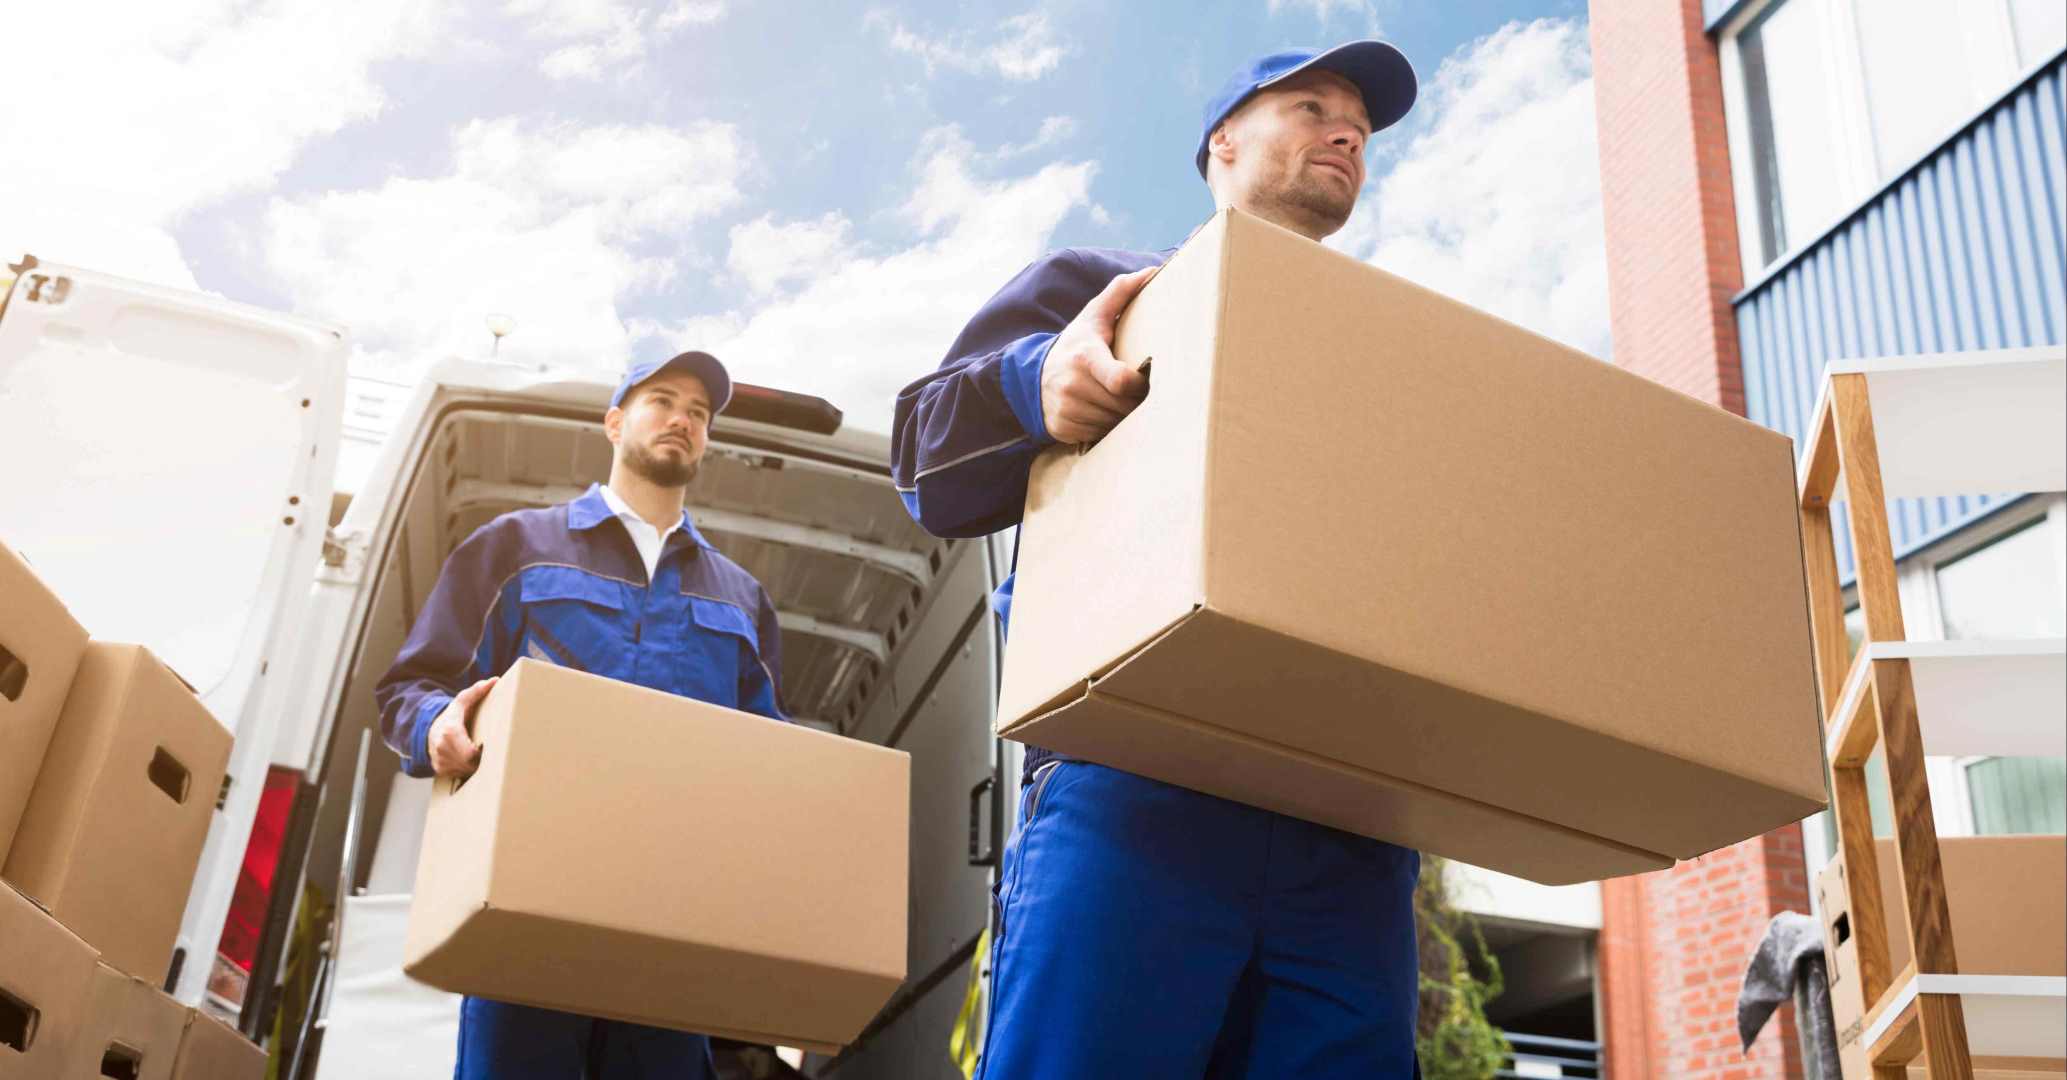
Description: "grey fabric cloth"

(1738, 911), (1843, 1079)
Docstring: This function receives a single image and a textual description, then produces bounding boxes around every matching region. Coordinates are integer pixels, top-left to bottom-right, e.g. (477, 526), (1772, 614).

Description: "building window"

(2010, 0), (2067, 66)
(1966, 756), (2067, 834)
(1934, 519), (2067, 641)
(1721, 0), (2063, 273)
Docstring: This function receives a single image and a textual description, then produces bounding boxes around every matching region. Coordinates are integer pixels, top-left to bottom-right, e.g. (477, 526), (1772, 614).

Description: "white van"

(0, 258), (1018, 1078)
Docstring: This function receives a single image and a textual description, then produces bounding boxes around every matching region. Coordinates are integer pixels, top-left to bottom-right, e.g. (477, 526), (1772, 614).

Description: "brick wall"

(1588, 0), (1816, 1076)
(1589, 0), (1747, 415)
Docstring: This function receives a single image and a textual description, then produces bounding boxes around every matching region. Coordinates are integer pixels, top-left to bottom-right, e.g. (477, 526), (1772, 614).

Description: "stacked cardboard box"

(1, 545), (88, 865)
(404, 659), (911, 1054)
(1817, 836), (2067, 1079)
(998, 207), (1826, 886)
(1, 543), (263, 1078)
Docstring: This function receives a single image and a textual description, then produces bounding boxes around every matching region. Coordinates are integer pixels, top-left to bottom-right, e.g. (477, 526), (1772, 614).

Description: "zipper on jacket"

(1026, 759), (1063, 820)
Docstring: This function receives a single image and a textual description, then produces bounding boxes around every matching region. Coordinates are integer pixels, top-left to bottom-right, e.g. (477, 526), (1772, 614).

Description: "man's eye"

(1301, 101), (1323, 115)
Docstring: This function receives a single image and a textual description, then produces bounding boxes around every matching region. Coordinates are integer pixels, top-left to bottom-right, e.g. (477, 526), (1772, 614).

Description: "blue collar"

(567, 483), (713, 550)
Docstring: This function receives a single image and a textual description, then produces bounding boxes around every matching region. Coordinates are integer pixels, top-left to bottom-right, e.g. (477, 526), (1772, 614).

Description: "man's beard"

(624, 438), (700, 487)
(1267, 170), (1356, 236)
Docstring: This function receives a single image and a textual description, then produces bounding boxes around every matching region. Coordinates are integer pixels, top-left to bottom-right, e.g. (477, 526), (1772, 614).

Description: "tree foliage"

(1415, 856), (1510, 1080)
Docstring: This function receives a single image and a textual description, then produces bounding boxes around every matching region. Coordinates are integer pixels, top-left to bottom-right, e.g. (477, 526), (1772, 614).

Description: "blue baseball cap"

(610, 350), (733, 414)
(1195, 41), (1417, 179)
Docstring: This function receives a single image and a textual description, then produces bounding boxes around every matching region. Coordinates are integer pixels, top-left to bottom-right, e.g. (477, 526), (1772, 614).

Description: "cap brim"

(616, 350), (734, 414)
(1268, 40), (1418, 136)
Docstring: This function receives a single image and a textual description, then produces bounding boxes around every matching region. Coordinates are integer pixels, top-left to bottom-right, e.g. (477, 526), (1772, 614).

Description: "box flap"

(1009, 684), (1668, 885)
(1094, 605), (1824, 860)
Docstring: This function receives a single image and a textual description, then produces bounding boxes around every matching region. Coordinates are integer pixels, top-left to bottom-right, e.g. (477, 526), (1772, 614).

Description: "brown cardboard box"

(1, 881), (98, 1079)
(167, 1009), (264, 1080)
(1818, 836), (2067, 1078)
(67, 964), (186, 1080)
(403, 659), (910, 1054)
(0, 543), (90, 865)
(2, 644), (233, 981)
(998, 207), (1825, 885)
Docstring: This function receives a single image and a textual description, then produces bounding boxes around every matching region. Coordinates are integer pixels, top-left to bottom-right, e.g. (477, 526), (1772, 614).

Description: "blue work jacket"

(374, 483), (786, 778)
(890, 245), (1168, 779)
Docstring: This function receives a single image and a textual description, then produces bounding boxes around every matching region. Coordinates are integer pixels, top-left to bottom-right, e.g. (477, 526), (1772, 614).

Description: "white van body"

(0, 259), (1019, 1078)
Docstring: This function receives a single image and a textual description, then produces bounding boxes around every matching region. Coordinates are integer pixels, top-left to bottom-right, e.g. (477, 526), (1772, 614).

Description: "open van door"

(0, 258), (347, 1002)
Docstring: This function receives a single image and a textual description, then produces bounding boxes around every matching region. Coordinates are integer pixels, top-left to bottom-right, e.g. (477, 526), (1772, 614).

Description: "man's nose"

(1331, 129), (1363, 156)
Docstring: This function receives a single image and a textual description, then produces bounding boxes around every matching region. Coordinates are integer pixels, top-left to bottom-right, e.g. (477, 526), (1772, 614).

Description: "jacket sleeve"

(891, 249), (1114, 539)
(372, 523), (524, 778)
(739, 585), (788, 722)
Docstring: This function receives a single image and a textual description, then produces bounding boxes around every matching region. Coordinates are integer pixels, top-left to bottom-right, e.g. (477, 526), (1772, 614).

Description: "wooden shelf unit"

(1797, 349), (2067, 1080)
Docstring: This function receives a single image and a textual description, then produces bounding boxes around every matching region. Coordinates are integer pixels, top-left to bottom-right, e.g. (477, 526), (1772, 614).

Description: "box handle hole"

(1832, 912), (1850, 946)
(148, 747), (191, 804)
(0, 988), (38, 1053)
(100, 1042), (142, 1079)
(0, 640), (26, 702)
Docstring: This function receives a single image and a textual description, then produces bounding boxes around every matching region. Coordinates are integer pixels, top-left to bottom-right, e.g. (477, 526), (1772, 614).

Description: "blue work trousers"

(978, 761), (1422, 1079)
(454, 997), (716, 1079)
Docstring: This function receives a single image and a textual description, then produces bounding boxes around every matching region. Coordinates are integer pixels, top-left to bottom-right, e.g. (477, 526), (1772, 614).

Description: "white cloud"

(0, 0), (442, 287)
(871, 10), (1068, 81)
(636, 127), (1097, 432)
(1332, 18), (1610, 359)
(510, 0), (727, 81)
(994, 115), (1078, 159)
(1266, 0), (1381, 29)
(727, 213), (855, 297)
(262, 117), (747, 378)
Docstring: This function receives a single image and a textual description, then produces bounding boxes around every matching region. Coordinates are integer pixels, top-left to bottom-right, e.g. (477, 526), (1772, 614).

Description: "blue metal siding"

(1737, 60), (2066, 579)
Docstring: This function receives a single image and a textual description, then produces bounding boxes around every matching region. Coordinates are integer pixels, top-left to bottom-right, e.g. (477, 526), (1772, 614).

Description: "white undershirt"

(598, 484), (684, 582)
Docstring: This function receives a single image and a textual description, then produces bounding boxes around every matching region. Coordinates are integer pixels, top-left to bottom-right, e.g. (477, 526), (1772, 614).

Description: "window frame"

(1716, 0), (2043, 278)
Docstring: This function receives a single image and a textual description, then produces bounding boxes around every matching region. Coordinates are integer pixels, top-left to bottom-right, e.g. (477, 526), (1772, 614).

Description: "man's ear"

(603, 405), (625, 446)
(1209, 122), (1238, 168)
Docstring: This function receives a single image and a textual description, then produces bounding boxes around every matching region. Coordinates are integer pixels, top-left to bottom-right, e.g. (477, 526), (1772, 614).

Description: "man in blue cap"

(376, 350), (785, 1079)
(892, 43), (1423, 1076)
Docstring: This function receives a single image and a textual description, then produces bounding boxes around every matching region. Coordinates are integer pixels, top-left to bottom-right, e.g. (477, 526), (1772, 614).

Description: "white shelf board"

(1810, 346), (2066, 498)
(1866, 973), (2067, 1061)
(1828, 638), (2067, 759)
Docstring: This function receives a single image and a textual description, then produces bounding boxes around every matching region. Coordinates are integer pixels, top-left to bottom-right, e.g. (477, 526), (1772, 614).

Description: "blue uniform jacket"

(890, 245), (1169, 628)
(374, 483), (786, 778)
(891, 245), (1168, 779)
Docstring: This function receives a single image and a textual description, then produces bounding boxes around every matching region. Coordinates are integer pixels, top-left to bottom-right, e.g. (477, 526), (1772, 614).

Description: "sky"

(0, 0), (1608, 436)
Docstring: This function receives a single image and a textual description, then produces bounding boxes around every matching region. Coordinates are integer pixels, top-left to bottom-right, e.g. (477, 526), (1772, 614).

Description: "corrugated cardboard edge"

(1014, 673), (1670, 885)
(404, 903), (870, 1056)
(995, 606), (1202, 734)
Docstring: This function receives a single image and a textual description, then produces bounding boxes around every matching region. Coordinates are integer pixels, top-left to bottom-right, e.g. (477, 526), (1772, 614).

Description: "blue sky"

(3, 0), (1607, 434)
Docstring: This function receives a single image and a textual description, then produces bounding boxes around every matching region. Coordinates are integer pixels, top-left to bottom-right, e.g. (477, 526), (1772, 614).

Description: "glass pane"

(1739, 0), (1849, 263)
(1968, 756), (2067, 834)
(1936, 521), (2067, 640)
(2010, 0), (2067, 67)
(1854, 0), (1993, 172)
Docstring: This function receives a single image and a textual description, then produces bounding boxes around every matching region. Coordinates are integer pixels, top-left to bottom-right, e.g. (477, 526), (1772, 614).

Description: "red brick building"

(1585, 0), (2065, 1076)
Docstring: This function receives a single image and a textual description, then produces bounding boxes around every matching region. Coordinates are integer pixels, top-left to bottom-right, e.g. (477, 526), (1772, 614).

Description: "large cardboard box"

(1, 881), (98, 1079)
(998, 207), (1825, 885)
(0, 543), (90, 865)
(404, 659), (910, 1054)
(1818, 836), (2067, 1078)
(3, 644), (233, 981)
(167, 1009), (263, 1080)
(67, 965), (186, 1080)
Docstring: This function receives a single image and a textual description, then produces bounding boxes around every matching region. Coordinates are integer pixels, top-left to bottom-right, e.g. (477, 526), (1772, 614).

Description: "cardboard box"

(167, 1009), (264, 1080)
(1818, 836), (2067, 1078)
(1, 881), (98, 1079)
(1, 543), (90, 864)
(404, 659), (910, 1054)
(998, 207), (1825, 885)
(67, 964), (186, 1080)
(3, 644), (233, 981)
